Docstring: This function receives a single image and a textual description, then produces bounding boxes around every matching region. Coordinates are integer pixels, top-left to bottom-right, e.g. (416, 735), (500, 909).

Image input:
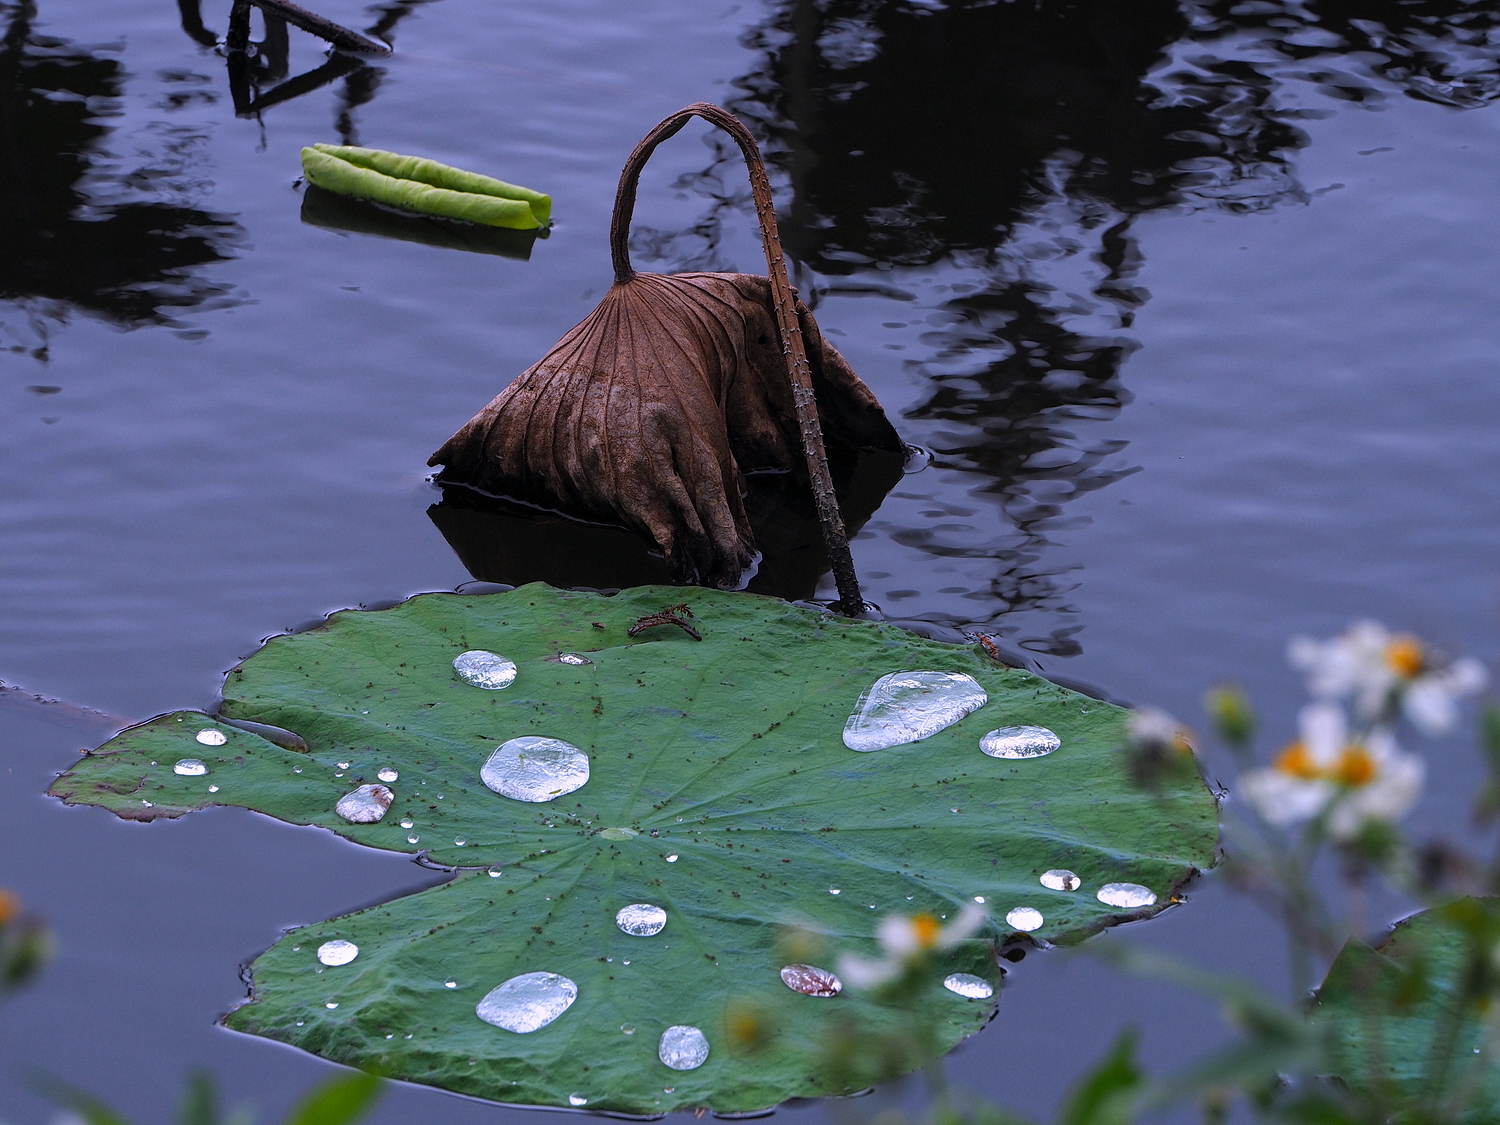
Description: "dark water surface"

(4, 0), (1500, 1121)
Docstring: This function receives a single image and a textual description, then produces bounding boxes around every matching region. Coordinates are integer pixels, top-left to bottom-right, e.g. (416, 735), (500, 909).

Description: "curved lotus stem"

(609, 103), (864, 616)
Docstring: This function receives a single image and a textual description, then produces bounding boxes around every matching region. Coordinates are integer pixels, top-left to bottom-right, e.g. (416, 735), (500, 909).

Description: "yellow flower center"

(1274, 742), (1322, 780)
(1332, 745), (1377, 788)
(912, 913), (942, 949)
(1385, 637), (1424, 679)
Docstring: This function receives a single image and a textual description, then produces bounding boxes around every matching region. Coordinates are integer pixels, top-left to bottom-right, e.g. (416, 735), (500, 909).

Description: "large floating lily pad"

(1314, 898), (1500, 1114)
(51, 584), (1217, 1114)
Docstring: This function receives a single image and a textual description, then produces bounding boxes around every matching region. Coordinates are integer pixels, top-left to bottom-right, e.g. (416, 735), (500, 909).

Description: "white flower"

(836, 903), (986, 990)
(1238, 702), (1424, 840)
(1128, 708), (1194, 754)
(1289, 621), (1486, 732)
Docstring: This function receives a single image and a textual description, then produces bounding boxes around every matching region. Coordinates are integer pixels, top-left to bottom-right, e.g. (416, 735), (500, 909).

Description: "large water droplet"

(780, 964), (842, 997)
(454, 650), (518, 689)
(569, 1094), (588, 1106)
(555, 653), (593, 666)
(377, 767), (399, 783)
(1039, 869), (1080, 892)
(1097, 883), (1156, 909)
(317, 940), (358, 966)
(843, 671), (988, 752)
(658, 1025), (710, 1070)
(174, 759), (208, 776)
(980, 726), (1061, 759)
(335, 784), (394, 823)
(475, 972), (578, 1033)
(1005, 907), (1044, 932)
(942, 973), (994, 999)
(482, 737), (589, 803)
(615, 903), (667, 936)
(195, 729), (227, 747)
(600, 827), (637, 841)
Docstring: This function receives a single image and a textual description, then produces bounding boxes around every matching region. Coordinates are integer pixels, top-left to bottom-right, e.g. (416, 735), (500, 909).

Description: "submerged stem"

(609, 103), (864, 615)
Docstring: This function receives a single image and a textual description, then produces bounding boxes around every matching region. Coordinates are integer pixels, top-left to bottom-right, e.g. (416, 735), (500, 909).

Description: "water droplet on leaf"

(600, 826), (637, 841)
(780, 964), (842, 996)
(1005, 907), (1043, 931)
(207, 784), (219, 793)
(335, 784), (394, 823)
(445, 980), (457, 989)
(454, 650), (518, 690)
(196, 729), (227, 747)
(942, 973), (993, 999)
(843, 671), (988, 752)
(475, 971), (578, 1033)
(1039, 869), (1080, 892)
(336, 761), (351, 770)
(1097, 883), (1156, 909)
(829, 887), (841, 895)
(557, 653), (593, 666)
(378, 767), (398, 782)
(665, 854), (679, 863)
(482, 736), (589, 803)
(615, 903), (667, 936)
(569, 1094), (588, 1106)
(317, 940), (358, 966)
(174, 759), (208, 776)
(980, 726), (1061, 759)
(488, 867), (503, 877)
(659, 1025), (710, 1070)
(400, 818), (414, 829)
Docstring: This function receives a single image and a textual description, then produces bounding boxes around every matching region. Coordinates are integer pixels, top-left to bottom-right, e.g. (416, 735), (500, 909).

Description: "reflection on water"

(611, 0), (1500, 654)
(0, 0), (243, 357)
(299, 183), (542, 258)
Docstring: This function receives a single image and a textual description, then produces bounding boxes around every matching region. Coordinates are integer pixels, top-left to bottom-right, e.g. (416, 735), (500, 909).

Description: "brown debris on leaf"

(628, 604), (701, 641)
(429, 104), (902, 601)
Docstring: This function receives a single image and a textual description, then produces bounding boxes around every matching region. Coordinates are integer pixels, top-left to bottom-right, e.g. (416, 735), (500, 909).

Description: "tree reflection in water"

(0, 0), (243, 357)
(631, 0), (1500, 655)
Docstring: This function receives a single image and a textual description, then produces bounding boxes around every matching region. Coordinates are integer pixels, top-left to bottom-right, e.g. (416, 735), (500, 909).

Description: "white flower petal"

(835, 953), (899, 990)
(936, 902), (987, 948)
(1299, 702), (1347, 765)
(876, 914), (920, 958)
(1239, 769), (1333, 826)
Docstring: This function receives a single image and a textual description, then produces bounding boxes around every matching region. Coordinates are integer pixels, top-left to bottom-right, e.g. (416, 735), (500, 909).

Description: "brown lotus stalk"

(430, 103), (902, 613)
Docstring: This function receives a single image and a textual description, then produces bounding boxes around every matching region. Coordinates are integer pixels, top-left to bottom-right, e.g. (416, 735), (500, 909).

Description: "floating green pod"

(300, 143), (550, 230)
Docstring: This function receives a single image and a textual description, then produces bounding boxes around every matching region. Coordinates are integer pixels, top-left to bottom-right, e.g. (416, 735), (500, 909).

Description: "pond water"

(3, 0), (1499, 1121)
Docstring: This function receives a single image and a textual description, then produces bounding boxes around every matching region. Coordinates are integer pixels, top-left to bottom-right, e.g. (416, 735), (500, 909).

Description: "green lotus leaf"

(301, 145), (550, 229)
(49, 584), (1217, 1114)
(1313, 897), (1500, 1115)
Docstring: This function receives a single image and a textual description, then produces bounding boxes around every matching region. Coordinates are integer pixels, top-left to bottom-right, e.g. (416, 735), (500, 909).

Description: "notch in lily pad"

(300, 145), (550, 230)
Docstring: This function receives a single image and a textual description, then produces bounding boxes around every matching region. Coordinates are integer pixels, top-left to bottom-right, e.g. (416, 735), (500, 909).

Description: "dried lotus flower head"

(429, 103), (902, 608)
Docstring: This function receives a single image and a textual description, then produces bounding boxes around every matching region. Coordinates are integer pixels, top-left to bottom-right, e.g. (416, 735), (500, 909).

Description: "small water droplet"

(445, 980), (457, 989)
(569, 1094), (589, 1106)
(141, 800), (153, 807)
(1097, 883), (1156, 909)
(973, 895), (985, 903)
(943, 973), (993, 999)
(174, 758), (208, 776)
(659, 1025), (710, 1070)
(1040, 869), (1080, 892)
(665, 854), (679, 863)
(843, 671), (988, 752)
(621, 1024), (636, 1035)
(829, 887), (841, 895)
(386, 1033), (394, 1039)
(980, 726), (1061, 759)
(482, 736), (590, 803)
(780, 964), (842, 997)
(556, 653), (593, 666)
(337, 761), (351, 770)
(1006, 907), (1044, 931)
(334, 772), (344, 778)
(454, 650), (518, 690)
(325, 1002), (339, 1009)
(207, 784), (219, 793)
(475, 971), (578, 1033)
(317, 940), (358, 966)
(196, 729), (227, 746)
(377, 767), (398, 782)
(663, 1087), (674, 1095)
(615, 903), (667, 936)
(315, 967), (323, 973)
(622, 960), (630, 965)
(600, 826), (637, 841)
(408, 834), (419, 844)
(487, 866), (503, 877)
(293, 767), (302, 774)
(455, 838), (466, 846)
(335, 784), (394, 823)
(400, 818), (414, 829)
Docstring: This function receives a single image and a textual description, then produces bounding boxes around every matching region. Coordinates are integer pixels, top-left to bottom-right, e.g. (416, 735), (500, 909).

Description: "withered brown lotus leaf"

(430, 104), (901, 593)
